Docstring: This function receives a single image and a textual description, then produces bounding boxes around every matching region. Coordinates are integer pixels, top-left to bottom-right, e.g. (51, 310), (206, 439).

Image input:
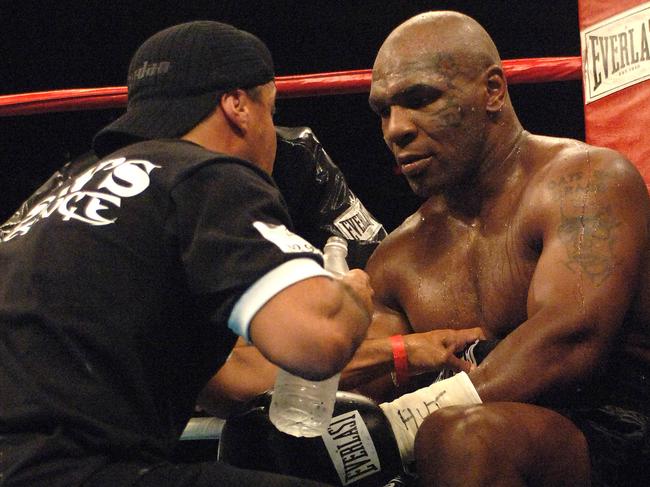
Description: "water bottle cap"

(324, 235), (348, 252)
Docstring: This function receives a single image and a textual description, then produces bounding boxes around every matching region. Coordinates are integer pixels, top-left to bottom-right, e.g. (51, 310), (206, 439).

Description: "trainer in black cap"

(93, 20), (274, 156)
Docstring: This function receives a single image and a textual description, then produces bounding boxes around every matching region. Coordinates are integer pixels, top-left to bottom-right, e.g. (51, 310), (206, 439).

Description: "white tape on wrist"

(379, 372), (481, 466)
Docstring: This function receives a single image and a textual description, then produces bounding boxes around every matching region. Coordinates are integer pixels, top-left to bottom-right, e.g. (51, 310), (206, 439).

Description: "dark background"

(0, 0), (584, 231)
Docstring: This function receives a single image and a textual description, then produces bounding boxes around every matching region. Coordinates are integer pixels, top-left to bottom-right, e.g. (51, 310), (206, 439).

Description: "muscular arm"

(198, 301), (408, 416)
(198, 271), (481, 415)
(346, 301), (483, 399)
(471, 148), (649, 402)
(249, 271), (372, 381)
(198, 270), (374, 416)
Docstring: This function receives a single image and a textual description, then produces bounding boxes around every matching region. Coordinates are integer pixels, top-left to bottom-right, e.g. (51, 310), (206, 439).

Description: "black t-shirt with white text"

(0, 139), (322, 473)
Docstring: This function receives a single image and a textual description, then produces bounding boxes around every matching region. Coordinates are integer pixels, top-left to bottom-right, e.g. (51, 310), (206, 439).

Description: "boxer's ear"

(485, 65), (507, 114)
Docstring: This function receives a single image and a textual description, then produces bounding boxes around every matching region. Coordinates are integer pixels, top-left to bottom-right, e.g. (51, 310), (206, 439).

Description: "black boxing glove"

(218, 340), (501, 483)
(218, 390), (404, 487)
(273, 126), (386, 268)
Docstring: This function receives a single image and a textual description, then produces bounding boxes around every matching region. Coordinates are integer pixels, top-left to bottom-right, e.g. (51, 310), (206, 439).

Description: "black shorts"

(558, 358), (650, 487)
(567, 404), (649, 487)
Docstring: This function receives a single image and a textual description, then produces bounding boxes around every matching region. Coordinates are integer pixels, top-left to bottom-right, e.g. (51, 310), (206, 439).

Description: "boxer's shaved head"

(373, 11), (501, 83)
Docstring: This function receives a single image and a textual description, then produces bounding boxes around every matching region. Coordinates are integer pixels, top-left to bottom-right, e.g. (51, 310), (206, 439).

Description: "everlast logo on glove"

(322, 410), (381, 485)
(333, 196), (383, 241)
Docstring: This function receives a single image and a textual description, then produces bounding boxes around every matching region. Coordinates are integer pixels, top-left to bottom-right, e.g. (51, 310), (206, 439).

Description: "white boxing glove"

(379, 372), (482, 466)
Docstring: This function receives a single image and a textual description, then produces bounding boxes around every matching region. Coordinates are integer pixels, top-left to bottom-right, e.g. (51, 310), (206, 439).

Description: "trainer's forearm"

(250, 276), (371, 380)
(199, 333), (399, 414)
(197, 345), (278, 417)
(340, 336), (394, 386)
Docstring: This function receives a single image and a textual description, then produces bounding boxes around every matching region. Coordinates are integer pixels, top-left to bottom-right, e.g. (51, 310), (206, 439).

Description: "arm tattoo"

(549, 171), (620, 286)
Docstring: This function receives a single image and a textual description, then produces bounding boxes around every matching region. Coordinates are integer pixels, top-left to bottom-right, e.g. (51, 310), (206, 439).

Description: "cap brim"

(93, 90), (220, 157)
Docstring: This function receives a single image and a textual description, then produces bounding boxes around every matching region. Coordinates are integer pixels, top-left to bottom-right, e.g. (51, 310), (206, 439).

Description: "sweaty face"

(369, 42), (488, 198)
(248, 81), (277, 174)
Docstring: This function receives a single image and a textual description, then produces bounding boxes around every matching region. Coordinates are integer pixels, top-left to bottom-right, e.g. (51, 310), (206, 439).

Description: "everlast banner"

(582, 1), (650, 103)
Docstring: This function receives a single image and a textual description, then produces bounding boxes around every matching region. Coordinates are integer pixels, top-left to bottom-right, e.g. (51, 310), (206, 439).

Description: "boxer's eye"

(377, 105), (391, 118)
(401, 86), (441, 109)
(369, 98), (388, 117)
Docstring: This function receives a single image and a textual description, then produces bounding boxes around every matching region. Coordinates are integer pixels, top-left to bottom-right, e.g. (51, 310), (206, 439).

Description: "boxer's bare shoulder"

(367, 133), (650, 342)
(514, 135), (644, 235)
(522, 135), (644, 196)
(524, 134), (650, 336)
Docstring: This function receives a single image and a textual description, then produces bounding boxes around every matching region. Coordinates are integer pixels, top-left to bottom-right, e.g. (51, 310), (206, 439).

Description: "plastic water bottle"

(269, 236), (349, 437)
(321, 235), (350, 277)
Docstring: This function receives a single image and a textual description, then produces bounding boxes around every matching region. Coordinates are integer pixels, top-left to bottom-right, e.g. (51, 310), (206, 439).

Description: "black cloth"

(553, 355), (650, 487)
(0, 139), (322, 485)
(12, 455), (334, 487)
(437, 340), (649, 486)
(569, 404), (649, 487)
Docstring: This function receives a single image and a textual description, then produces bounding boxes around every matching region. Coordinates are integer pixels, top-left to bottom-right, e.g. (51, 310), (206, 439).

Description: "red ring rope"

(0, 56), (581, 117)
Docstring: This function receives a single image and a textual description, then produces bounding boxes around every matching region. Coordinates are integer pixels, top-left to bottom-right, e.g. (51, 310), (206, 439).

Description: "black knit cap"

(93, 20), (274, 156)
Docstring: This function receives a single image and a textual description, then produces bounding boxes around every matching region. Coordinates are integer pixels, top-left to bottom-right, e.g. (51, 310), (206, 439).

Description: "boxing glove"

(274, 126), (386, 268)
(218, 340), (499, 484)
(218, 390), (404, 487)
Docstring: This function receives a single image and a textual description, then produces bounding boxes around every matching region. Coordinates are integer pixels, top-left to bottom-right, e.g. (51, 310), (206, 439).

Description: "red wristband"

(390, 335), (409, 388)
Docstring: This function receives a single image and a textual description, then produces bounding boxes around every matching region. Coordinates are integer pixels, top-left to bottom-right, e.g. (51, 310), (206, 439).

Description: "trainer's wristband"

(390, 335), (409, 388)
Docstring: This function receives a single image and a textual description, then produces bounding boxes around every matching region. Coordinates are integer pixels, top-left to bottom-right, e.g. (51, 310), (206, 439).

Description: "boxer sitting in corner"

(207, 11), (650, 487)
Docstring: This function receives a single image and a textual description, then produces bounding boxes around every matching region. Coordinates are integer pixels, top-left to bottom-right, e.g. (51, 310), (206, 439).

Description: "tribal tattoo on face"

(549, 170), (621, 286)
(423, 52), (480, 129)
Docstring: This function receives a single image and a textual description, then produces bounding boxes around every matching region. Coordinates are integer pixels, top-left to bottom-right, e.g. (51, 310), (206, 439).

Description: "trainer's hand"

(339, 269), (374, 319)
(405, 327), (485, 376)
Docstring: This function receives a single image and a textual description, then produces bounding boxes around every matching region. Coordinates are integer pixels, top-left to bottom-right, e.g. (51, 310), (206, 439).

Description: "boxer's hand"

(338, 269), (374, 319)
(380, 372), (482, 466)
(405, 327), (485, 376)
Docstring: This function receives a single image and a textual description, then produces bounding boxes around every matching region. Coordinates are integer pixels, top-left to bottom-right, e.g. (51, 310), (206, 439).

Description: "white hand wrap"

(379, 372), (482, 466)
